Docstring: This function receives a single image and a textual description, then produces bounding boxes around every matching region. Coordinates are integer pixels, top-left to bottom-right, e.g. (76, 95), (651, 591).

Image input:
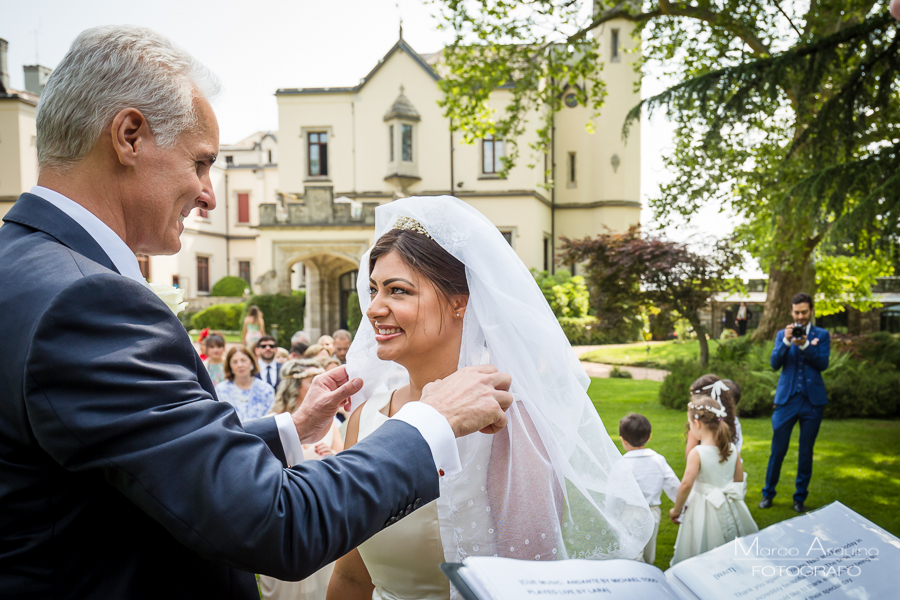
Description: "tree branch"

(567, 0), (770, 57)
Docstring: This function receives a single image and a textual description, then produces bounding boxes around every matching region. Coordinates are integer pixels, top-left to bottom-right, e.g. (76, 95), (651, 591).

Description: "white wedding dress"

(345, 196), (655, 599)
(356, 390), (451, 600)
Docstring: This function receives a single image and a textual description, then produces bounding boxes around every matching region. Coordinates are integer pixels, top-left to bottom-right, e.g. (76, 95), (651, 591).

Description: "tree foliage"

(814, 253), (894, 316)
(531, 269), (591, 318)
(561, 226), (742, 365)
(432, 0), (899, 340)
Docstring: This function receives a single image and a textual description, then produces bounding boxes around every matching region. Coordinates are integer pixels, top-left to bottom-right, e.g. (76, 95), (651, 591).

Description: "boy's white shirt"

(621, 448), (681, 506)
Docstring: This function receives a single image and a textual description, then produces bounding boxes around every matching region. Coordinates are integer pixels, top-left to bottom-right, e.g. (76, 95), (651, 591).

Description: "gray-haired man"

(0, 26), (512, 598)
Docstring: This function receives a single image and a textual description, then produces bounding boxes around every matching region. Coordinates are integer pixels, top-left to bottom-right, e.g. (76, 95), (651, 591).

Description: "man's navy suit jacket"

(0, 193), (439, 599)
(770, 325), (830, 406)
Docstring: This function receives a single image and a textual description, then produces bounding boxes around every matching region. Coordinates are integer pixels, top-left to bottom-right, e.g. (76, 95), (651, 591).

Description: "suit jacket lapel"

(3, 193), (120, 274)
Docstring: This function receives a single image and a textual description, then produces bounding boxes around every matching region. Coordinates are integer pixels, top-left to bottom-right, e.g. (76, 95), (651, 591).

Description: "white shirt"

(258, 359), (277, 386)
(28, 186), (461, 476)
(621, 448), (681, 507)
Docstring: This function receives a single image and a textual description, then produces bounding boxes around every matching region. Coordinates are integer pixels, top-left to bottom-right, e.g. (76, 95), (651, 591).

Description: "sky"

(3, 0), (759, 276)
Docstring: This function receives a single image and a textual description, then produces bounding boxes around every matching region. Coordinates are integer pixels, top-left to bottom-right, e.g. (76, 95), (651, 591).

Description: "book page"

(666, 502), (900, 600)
(458, 557), (686, 600)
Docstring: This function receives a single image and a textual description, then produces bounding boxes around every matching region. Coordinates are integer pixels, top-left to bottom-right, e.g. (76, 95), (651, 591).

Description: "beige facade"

(0, 39), (39, 220)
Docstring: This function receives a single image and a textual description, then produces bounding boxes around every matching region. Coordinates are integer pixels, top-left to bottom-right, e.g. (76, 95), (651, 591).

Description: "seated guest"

(203, 334), (227, 385)
(291, 330), (310, 347)
(214, 346), (275, 422)
(289, 342), (309, 360)
(332, 329), (352, 364)
(303, 344), (332, 360)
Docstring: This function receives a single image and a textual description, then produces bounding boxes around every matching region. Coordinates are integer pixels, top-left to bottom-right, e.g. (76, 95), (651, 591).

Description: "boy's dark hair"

(206, 334), (225, 348)
(290, 342), (309, 356)
(792, 292), (814, 309)
(619, 413), (652, 447)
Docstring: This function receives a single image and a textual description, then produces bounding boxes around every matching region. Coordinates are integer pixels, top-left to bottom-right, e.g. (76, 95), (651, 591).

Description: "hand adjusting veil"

(347, 197), (653, 574)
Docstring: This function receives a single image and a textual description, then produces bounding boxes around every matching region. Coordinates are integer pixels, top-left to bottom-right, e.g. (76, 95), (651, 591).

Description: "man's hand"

(784, 323), (794, 343)
(419, 365), (513, 438)
(291, 366), (362, 444)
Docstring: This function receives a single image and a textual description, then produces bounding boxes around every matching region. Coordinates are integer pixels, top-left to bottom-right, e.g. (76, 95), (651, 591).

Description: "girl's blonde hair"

(687, 394), (733, 462)
(303, 343), (331, 358)
(270, 359), (324, 414)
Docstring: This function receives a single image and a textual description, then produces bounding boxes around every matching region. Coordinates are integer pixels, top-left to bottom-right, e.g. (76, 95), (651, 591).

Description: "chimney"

(0, 38), (9, 93)
(24, 64), (52, 96)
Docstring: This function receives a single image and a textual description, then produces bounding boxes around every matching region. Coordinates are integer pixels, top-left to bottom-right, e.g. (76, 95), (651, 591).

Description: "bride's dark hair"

(369, 229), (469, 307)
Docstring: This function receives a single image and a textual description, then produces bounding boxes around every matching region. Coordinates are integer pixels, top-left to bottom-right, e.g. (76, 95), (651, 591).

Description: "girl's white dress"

(670, 444), (758, 566)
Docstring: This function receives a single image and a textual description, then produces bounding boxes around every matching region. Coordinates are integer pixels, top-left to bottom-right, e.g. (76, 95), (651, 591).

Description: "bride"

(327, 197), (653, 600)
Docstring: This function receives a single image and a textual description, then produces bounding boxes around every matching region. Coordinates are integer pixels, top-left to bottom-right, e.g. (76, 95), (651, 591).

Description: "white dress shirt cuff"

(392, 402), (462, 477)
(800, 340), (810, 351)
(783, 337), (792, 347)
(274, 412), (305, 467)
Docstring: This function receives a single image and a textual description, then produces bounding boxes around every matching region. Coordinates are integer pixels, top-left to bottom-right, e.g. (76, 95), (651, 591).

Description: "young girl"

(203, 334), (227, 385)
(669, 394), (758, 565)
(686, 375), (742, 456)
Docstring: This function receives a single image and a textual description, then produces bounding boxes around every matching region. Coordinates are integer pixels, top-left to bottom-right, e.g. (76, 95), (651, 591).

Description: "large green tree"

(432, 0), (899, 341)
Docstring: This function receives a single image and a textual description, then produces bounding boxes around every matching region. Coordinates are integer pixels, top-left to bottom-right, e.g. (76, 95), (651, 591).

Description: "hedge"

(244, 293), (305, 348)
(659, 334), (900, 419)
(558, 316), (636, 346)
(347, 292), (363, 336)
(191, 303), (246, 331)
(211, 276), (250, 297)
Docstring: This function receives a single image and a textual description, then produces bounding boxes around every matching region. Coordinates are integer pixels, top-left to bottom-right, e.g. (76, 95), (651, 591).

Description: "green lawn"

(587, 377), (900, 570)
(580, 339), (720, 368)
(190, 332), (242, 344)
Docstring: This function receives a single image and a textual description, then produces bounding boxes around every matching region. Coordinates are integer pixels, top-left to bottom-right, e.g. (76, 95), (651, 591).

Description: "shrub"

(532, 269), (590, 318)
(610, 367), (633, 379)
(719, 328), (738, 340)
(210, 276), (250, 297)
(557, 316), (635, 345)
(191, 303), (245, 331)
(661, 334), (900, 419)
(244, 294), (305, 348)
(347, 292), (362, 335)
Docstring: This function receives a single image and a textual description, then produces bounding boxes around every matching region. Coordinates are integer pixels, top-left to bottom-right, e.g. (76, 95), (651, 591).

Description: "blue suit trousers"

(762, 392), (824, 503)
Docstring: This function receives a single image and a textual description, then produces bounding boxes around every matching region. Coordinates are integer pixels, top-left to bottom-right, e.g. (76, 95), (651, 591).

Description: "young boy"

(619, 413), (681, 565)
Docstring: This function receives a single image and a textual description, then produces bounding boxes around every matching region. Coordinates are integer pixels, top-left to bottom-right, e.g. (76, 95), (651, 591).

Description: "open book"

(441, 502), (899, 600)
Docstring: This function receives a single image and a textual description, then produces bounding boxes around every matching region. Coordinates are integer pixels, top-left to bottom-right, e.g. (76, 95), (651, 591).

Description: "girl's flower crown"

(689, 380), (729, 420)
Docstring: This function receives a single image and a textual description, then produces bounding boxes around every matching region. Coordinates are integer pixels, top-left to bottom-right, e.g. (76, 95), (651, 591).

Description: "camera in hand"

(791, 324), (806, 338)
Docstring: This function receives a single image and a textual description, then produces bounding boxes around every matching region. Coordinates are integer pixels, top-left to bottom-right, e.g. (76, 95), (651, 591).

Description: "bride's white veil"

(346, 196), (653, 579)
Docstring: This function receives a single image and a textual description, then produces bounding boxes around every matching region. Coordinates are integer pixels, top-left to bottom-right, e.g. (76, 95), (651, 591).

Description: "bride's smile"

(366, 250), (465, 374)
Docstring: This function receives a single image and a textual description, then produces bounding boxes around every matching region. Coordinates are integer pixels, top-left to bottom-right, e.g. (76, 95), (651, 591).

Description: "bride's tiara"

(393, 216), (433, 239)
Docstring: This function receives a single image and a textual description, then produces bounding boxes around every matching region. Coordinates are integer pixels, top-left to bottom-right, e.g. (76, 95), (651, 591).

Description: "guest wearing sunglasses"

(254, 336), (282, 390)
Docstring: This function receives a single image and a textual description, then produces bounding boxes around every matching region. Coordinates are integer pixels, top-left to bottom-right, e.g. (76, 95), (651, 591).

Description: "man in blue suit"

(759, 292), (830, 513)
(0, 26), (512, 599)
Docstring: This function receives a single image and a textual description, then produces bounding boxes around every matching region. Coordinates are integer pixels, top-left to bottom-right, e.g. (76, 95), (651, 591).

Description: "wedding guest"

(686, 375), (740, 456)
(291, 330), (310, 347)
(241, 305), (265, 349)
(618, 414), (680, 565)
(760, 292), (830, 513)
(260, 360), (344, 600)
(332, 329), (352, 364)
(319, 356), (342, 372)
(204, 334), (227, 385)
(669, 395), (757, 565)
(304, 344), (332, 360)
(275, 347), (290, 364)
(736, 302), (750, 336)
(215, 346), (274, 422)
(255, 335), (281, 389)
(197, 327), (210, 360)
(290, 342), (309, 360)
(317, 335), (335, 356)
